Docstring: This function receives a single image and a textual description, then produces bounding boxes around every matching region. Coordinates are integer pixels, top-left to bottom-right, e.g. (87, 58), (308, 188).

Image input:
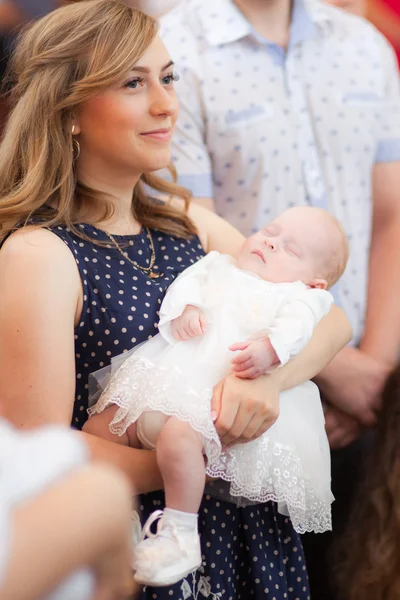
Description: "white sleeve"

(268, 289), (334, 367)
(158, 252), (220, 344)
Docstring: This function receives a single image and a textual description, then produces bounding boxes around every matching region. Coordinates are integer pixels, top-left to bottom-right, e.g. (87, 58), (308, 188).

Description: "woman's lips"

(251, 250), (266, 263)
(140, 128), (172, 141)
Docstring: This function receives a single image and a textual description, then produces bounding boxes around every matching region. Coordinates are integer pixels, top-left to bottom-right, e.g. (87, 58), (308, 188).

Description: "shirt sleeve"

(374, 33), (400, 163)
(158, 252), (220, 344)
(268, 289), (334, 366)
(160, 17), (214, 197)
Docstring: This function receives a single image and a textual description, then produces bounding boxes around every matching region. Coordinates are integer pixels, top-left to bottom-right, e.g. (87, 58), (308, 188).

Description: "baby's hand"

(171, 305), (207, 341)
(230, 338), (279, 379)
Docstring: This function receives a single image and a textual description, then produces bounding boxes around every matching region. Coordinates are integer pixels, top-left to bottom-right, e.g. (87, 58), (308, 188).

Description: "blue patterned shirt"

(160, 0), (400, 344)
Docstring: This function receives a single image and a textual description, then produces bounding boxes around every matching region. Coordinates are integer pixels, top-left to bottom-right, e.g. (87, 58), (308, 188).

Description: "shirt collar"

(200, 0), (334, 47)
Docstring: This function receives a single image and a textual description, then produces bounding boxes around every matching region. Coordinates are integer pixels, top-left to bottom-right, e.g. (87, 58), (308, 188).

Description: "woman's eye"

(162, 71), (180, 85)
(124, 77), (144, 89)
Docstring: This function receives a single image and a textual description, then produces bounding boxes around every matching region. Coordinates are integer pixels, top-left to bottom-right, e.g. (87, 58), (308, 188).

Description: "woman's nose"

(149, 86), (178, 118)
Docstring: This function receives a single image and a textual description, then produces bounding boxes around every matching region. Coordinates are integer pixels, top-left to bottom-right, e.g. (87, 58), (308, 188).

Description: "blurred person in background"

(0, 0), (56, 132)
(0, 417), (134, 600)
(336, 363), (400, 600)
(327, 0), (400, 65)
(160, 0), (400, 597)
(367, 0), (400, 65)
(138, 0), (182, 17)
(325, 0), (365, 15)
(0, 0), (57, 74)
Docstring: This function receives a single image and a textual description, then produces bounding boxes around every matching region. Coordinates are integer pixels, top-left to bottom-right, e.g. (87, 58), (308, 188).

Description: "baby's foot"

(133, 510), (202, 587)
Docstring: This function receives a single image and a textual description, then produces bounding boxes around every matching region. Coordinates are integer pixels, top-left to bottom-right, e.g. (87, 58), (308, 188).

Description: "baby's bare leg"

(133, 417), (204, 586)
(157, 417), (205, 513)
(83, 406), (140, 448)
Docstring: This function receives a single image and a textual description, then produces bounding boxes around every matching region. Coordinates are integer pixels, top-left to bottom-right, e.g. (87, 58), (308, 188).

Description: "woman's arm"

(79, 430), (162, 492)
(212, 305), (352, 447)
(1, 465), (133, 600)
(276, 304), (352, 390)
(0, 227), (162, 493)
(187, 204), (353, 443)
(187, 201), (245, 257)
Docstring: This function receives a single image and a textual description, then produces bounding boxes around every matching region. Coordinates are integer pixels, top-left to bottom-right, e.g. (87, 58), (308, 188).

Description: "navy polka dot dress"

(50, 222), (310, 600)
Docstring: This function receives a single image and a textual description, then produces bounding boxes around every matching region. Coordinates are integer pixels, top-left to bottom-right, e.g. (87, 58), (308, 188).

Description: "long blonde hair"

(0, 0), (196, 242)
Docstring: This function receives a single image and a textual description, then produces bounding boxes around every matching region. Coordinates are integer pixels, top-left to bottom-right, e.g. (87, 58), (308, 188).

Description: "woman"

(0, 2), (351, 598)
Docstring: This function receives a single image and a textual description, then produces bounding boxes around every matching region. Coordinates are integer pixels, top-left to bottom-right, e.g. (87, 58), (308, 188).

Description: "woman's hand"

(211, 372), (280, 448)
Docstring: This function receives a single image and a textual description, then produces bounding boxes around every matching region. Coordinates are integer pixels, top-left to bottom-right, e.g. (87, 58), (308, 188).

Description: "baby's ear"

(309, 278), (328, 290)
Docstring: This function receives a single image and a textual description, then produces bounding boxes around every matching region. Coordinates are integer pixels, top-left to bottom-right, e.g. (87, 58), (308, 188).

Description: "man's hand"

(324, 404), (363, 449)
(230, 337), (279, 379)
(315, 346), (390, 427)
(170, 305), (207, 341)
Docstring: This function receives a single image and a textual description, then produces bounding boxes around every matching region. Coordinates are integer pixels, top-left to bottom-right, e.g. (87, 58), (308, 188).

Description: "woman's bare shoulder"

(0, 225), (81, 298)
(1, 225), (75, 264)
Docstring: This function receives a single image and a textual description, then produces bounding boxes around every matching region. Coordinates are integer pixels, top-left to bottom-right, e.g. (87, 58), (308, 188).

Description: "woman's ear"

(309, 278), (328, 290)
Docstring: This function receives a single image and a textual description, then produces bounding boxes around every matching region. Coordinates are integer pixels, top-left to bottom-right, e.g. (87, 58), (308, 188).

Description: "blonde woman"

(0, 2), (351, 598)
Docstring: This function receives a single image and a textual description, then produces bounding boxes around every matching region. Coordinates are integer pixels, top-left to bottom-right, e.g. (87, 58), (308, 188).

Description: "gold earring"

(72, 139), (81, 160)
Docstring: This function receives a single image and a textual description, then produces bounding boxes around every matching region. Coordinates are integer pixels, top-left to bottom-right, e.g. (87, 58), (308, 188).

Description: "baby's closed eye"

(284, 243), (302, 258)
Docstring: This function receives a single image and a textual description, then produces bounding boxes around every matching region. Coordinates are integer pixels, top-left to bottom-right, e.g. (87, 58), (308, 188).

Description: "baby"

(85, 206), (349, 587)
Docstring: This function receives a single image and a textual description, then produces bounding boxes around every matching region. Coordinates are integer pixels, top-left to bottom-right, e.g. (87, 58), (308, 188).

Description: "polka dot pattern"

(50, 222), (310, 599)
(140, 491), (310, 599)
(49, 223), (204, 431)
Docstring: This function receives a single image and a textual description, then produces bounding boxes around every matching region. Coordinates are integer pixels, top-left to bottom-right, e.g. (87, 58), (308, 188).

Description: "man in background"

(160, 0), (400, 597)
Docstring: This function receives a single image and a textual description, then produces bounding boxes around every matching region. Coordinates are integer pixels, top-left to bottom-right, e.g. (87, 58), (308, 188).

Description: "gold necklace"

(104, 227), (162, 279)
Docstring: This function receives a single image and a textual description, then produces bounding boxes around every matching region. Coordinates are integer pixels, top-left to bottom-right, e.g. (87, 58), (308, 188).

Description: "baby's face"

(237, 207), (335, 287)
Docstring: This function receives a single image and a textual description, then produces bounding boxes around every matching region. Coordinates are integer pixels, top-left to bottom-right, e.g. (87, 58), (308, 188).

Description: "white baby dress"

(0, 418), (95, 600)
(90, 252), (334, 533)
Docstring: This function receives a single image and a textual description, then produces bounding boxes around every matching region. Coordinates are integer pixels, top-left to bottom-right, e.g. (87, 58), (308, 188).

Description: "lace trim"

(180, 571), (222, 599)
(90, 355), (332, 533)
(206, 440), (332, 534)
(89, 355), (222, 462)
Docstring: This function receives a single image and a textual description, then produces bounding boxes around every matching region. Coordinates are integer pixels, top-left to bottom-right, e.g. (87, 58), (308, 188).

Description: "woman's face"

(74, 35), (179, 179)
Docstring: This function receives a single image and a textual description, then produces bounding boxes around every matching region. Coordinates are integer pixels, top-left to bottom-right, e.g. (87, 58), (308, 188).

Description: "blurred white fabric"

(138, 0), (182, 17)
